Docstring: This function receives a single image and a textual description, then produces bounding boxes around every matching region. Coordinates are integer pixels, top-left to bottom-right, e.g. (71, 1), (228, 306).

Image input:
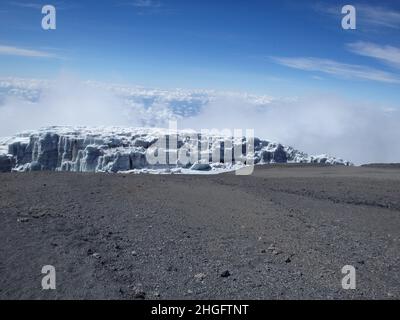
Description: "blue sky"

(1, 0), (400, 105)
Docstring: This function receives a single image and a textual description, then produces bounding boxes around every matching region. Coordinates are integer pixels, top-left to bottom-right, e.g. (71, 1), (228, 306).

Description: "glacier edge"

(0, 126), (352, 173)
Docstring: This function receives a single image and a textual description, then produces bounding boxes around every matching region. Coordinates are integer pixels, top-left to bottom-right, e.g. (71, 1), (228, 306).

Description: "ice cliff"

(0, 126), (351, 173)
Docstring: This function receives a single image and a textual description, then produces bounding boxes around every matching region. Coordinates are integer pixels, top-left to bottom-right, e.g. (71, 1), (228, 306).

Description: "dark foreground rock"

(0, 165), (399, 299)
(0, 154), (14, 172)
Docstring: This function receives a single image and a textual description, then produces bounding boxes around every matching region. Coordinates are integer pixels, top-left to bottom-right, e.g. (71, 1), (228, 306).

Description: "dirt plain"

(0, 164), (399, 299)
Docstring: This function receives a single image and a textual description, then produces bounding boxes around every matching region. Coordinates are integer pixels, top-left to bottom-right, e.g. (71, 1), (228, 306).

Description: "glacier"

(0, 126), (351, 174)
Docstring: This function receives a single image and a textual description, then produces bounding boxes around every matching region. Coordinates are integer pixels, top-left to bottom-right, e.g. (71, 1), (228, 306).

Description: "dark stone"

(220, 270), (231, 278)
(0, 155), (14, 172)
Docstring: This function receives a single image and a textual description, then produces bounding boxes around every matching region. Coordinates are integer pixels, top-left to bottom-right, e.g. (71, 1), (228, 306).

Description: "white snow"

(0, 126), (352, 174)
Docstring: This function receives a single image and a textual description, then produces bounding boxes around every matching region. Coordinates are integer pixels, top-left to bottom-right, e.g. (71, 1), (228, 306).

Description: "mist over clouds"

(181, 94), (400, 165)
(0, 76), (399, 165)
(0, 75), (135, 135)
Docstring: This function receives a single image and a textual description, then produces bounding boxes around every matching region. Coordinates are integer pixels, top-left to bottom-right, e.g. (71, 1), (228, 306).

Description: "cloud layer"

(0, 45), (56, 58)
(0, 76), (399, 164)
(177, 91), (400, 165)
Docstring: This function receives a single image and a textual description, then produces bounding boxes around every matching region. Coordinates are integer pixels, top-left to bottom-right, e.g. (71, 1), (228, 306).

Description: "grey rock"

(191, 161), (212, 171)
(29, 161), (42, 171)
(194, 273), (206, 281)
(92, 253), (101, 259)
(133, 290), (146, 300)
(220, 270), (231, 277)
(0, 154), (14, 172)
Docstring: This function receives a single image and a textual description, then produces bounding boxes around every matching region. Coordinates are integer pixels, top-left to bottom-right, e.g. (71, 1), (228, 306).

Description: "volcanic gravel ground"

(0, 165), (399, 299)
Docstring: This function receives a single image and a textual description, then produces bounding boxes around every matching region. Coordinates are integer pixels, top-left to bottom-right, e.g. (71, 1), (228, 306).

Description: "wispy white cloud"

(119, 0), (174, 15)
(131, 0), (161, 8)
(315, 3), (400, 30)
(357, 4), (400, 29)
(347, 42), (400, 69)
(7, 1), (43, 9)
(8, 1), (77, 10)
(0, 45), (57, 58)
(271, 56), (400, 84)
